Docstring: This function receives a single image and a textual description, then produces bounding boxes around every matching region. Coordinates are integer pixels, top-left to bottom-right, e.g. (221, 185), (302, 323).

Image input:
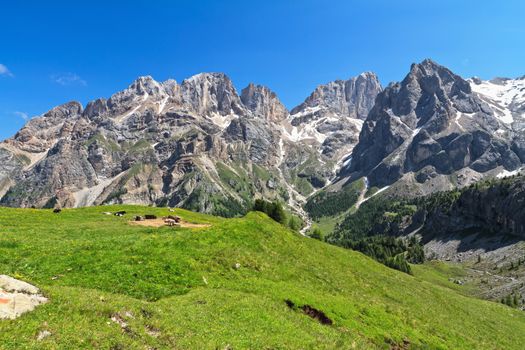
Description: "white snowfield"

(470, 77), (525, 124)
(496, 167), (523, 179)
(285, 105), (363, 144)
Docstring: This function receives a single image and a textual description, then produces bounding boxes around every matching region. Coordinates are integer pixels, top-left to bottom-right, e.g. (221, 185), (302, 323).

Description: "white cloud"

(51, 72), (87, 86)
(13, 111), (29, 121)
(0, 64), (13, 77)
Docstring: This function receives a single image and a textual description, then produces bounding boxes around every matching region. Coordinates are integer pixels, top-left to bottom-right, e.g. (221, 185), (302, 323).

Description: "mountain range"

(1, 59), (525, 221)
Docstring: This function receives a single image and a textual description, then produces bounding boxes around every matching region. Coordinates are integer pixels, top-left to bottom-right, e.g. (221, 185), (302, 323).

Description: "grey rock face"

(180, 73), (246, 116)
(341, 59), (525, 194)
(288, 72), (382, 160)
(291, 72), (381, 120)
(241, 83), (288, 122)
(1, 70), (377, 214)
(5, 59), (521, 216)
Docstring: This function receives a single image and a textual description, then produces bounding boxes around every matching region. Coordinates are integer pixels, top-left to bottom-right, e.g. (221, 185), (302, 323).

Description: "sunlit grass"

(0, 205), (524, 349)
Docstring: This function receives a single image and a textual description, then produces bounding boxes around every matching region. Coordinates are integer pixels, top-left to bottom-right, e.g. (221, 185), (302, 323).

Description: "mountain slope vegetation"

(1, 206), (525, 349)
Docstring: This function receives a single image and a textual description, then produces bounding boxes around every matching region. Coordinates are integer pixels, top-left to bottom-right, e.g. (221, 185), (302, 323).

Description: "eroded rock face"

(340, 59), (525, 195)
(0, 275), (48, 320)
(241, 83), (288, 123)
(291, 72), (382, 120)
(289, 72), (382, 159)
(8, 60), (522, 215)
(0, 71), (380, 215)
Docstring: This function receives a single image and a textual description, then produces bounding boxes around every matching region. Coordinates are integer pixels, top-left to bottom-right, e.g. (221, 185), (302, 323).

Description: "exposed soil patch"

(285, 299), (333, 325)
(129, 218), (210, 229)
(110, 312), (137, 338)
(389, 339), (411, 349)
(145, 324), (161, 337)
(301, 305), (333, 325)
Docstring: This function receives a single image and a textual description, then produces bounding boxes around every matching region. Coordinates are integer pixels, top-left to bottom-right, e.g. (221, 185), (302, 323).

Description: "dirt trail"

(129, 218), (211, 229)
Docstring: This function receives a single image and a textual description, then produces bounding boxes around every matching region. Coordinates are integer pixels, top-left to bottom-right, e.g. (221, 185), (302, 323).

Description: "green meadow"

(0, 205), (524, 349)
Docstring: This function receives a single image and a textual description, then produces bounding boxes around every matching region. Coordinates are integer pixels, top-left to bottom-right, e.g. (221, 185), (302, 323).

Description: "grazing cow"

(114, 211), (126, 217)
(144, 214), (157, 220)
(164, 218), (180, 227)
(53, 208), (62, 214)
(134, 216), (144, 221)
(165, 215), (181, 223)
(164, 218), (176, 226)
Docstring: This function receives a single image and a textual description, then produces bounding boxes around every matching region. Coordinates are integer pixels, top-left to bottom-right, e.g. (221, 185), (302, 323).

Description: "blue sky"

(1, 0), (525, 141)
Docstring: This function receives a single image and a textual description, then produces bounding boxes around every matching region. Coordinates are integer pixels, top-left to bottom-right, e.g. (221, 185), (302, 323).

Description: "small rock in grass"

(37, 330), (52, 341)
(111, 313), (128, 329)
(145, 324), (161, 337)
(0, 275), (48, 320)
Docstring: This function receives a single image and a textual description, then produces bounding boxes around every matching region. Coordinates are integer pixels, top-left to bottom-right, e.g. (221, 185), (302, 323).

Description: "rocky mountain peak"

(129, 76), (163, 95)
(342, 59), (523, 193)
(283, 72), (382, 160)
(22, 101), (83, 129)
(181, 73), (246, 116)
(291, 72), (382, 120)
(405, 59), (472, 99)
(10, 62), (519, 215)
(240, 83), (288, 122)
(83, 99), (108, 119)
(48, 101), (84, 118)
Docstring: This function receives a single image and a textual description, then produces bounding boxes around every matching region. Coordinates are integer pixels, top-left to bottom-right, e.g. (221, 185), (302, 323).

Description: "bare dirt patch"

(285, 299), (333, 325)
(129, 218), (211, 229)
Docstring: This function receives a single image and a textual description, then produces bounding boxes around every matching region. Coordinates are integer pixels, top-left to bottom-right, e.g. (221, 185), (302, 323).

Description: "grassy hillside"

(1, 206), (525, 349)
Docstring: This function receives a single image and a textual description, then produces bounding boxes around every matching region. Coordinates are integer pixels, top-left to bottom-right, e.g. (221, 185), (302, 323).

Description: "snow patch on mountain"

(470, 77), (525, 124)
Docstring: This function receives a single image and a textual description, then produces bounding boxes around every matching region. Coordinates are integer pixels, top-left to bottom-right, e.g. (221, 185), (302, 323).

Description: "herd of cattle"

(52, 208), (182, 227)
(134, 214), (182, 226)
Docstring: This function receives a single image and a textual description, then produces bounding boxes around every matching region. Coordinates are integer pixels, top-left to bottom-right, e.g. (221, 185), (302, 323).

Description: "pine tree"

(288, 216), (301, 231)
(253, 199), (267, 213)
(268, 201), (286, 224)
(309, 228), (322, 240)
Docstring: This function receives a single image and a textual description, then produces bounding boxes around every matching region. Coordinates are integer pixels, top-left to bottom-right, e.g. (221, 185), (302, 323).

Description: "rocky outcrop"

(0, 71), (380, 215)
(288, 72), (382, 159)
(241, 83), (288, 122)
(0, 275), (48, 320)
(340, 59), (525, 195)
(291, 72), (381, 120)
(420, 177), (525, 239)
(5, 59), (523, 218)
